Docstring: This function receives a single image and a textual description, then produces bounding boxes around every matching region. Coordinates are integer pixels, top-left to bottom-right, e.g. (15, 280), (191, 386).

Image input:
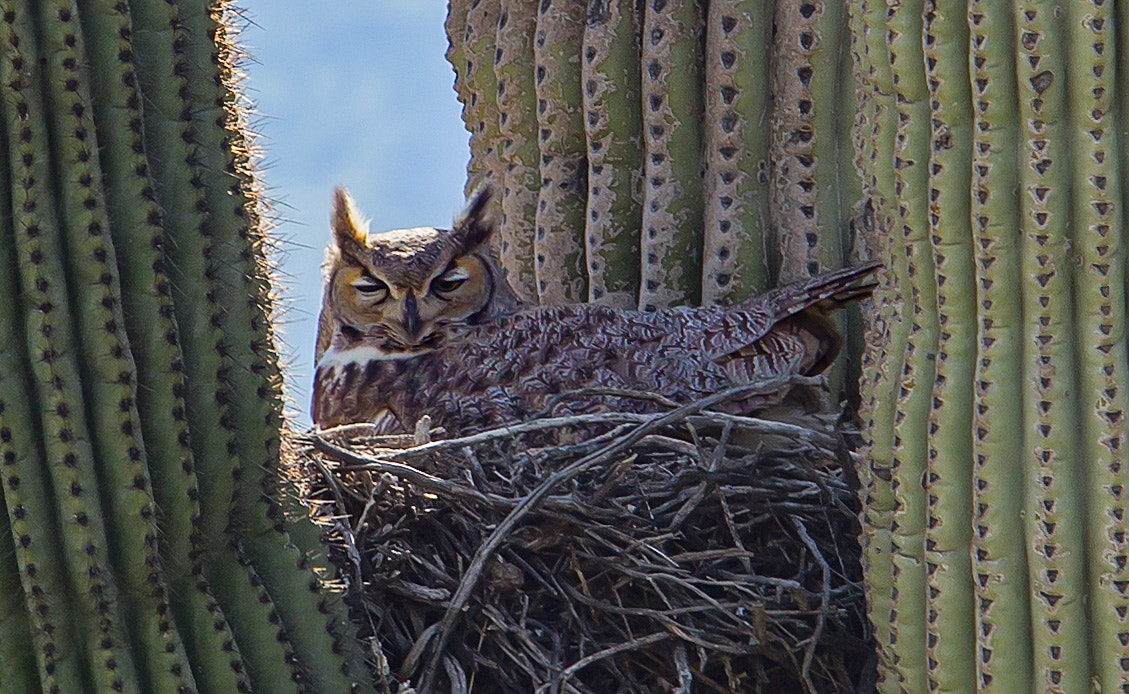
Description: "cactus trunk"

(448, 0), (1129, 689)
(853, 0), (1129, 689)
(0, 2), (372, 692)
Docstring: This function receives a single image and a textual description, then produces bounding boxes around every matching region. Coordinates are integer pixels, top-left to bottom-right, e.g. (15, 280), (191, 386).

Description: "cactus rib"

(1065, 0), (1129, 688)
(770, 0), (825, 284)
(1014, 3), (1092, 690)
(494, 0), (540, 303)
(533, 0), (588, 304)
(849, 1), (902, 687)
(771, 0), (851, 395)
(702, 0), (772, 305)
(581, 0), (643, 308)
(884, 2), (938, 690)
(920, 1), (977, 690)
(965, 2), (1033, 690)
(637, 0), (704, 311)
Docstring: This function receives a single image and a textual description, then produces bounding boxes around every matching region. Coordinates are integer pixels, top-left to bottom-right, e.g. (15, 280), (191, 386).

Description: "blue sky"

(241, 2), (469, 425)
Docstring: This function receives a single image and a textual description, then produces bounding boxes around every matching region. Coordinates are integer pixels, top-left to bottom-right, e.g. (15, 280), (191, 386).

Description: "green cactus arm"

(36, 2), (205, 690)
(920, 3), (977, 691)
(638, 0), (703, 310)
(126, 2), (304, 691)
(177, 4), (374, 690)
(702, 0), (772, 305)
(534, 0), (588, 304)
(0, 140), (85, 694)
(1065, 1), (1129, 687)
(582, 0), (642, 308)
(77, 2), (259, 690)
(0, 4), (143, 692)
(494, 0), (540, 303)
(884, 2), (938, 691)
(1014, 3), (1093, 690)
(965, 2), (1033, 690)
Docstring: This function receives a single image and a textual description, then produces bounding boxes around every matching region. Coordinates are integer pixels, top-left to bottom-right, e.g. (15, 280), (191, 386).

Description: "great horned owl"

(312, 186), (878, 433)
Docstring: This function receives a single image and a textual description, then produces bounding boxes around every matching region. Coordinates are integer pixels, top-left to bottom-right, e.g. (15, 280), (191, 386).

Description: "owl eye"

(431, 267), (469, 295)
(350, 274), (388, 300)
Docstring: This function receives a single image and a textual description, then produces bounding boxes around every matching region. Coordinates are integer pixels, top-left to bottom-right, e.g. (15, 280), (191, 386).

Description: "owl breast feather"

(313, 302), (806, 433)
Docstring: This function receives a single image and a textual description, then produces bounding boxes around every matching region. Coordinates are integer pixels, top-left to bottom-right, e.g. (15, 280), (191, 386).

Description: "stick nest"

(293, 382), (872, 693)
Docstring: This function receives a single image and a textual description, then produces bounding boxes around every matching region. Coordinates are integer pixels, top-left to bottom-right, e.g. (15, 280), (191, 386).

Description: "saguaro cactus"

(853, 0), (1129, 691)
(0, 1), (371, 692)
(452, 0), (1129, 691)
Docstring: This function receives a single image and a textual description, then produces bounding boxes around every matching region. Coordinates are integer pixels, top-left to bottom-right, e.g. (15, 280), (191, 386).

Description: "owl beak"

(403, 291), (423, 340)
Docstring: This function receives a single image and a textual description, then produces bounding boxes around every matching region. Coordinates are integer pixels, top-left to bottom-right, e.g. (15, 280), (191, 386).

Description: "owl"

(312, 185), (878, 434)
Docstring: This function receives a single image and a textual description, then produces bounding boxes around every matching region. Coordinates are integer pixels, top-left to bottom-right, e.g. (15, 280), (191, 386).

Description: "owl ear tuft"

(331, 186), (369, 256)
(453, 182), (496, 251)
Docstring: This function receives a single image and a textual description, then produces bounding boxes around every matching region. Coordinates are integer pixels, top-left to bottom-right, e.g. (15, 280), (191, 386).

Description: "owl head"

(318, 184), (519, 360)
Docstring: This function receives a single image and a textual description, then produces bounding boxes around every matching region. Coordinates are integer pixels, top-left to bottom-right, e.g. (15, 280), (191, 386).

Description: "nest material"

(294, 381), (873, 693)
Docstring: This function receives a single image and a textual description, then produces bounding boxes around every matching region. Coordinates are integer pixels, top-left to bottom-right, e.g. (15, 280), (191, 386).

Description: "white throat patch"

(316, 343), (420, 377)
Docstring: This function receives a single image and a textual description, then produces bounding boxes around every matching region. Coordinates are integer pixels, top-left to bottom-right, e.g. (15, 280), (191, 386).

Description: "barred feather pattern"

(312, 262), (879, 433)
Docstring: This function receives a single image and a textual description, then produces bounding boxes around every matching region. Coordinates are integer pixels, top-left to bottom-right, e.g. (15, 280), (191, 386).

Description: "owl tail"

(715, 261), (882, 383)
(757, 260), (882, 319)
(774, 261), (881, 376)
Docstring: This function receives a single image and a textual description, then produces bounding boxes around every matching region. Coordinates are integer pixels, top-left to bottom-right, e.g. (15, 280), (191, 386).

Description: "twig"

(311, 436), (619, 521)
(310, 436), (496, 506)
(540, 386), (682, 415)
(559, 632), (674, 682)
(792, 516), (832, 694)
(306, 454), (367, 585)
(416, 378), (797, 691)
